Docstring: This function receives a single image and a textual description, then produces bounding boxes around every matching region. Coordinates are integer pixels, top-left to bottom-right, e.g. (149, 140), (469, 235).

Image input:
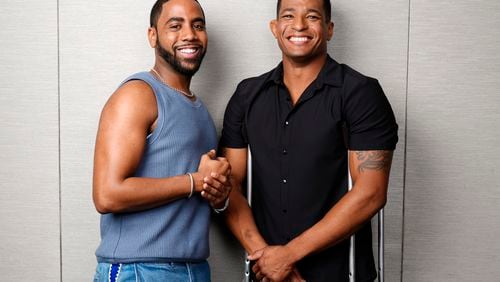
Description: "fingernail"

(211, 172), (217, 177)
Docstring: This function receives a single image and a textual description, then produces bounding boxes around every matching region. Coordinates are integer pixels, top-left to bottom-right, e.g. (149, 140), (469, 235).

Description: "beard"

(156, 39), (206, 77)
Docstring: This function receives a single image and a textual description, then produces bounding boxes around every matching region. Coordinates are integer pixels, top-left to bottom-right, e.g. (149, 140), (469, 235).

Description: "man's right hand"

(196, 150), (231, 207)
(195, 150), (230, 192)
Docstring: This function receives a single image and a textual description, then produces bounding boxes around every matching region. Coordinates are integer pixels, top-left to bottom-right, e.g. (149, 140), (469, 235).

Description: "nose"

(292, 16), (307, 31)
(181, 26), (198, 41)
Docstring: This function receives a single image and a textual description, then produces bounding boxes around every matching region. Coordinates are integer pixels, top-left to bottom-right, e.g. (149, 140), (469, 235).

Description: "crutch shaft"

(378, 209), (384, 282)
(244, 147), (253, 282)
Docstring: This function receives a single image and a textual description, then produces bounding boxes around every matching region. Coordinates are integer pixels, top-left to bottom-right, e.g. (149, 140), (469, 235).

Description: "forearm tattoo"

(354, 151), (393, 173)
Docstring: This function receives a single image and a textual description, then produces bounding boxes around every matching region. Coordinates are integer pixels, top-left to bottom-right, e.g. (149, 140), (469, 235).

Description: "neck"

(282, 53), (328, 104)
(153, 62), (192, 93)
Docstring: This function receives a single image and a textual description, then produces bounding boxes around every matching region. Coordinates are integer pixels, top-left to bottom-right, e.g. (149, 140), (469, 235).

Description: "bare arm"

(220, 147), (268, 254)
(251, 150), (393, 281)
(92, 81), (228, 214)
(288, 150), (393, 256)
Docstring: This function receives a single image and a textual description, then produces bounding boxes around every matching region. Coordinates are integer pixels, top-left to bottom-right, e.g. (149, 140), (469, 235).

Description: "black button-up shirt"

(220, 56), (398, 281)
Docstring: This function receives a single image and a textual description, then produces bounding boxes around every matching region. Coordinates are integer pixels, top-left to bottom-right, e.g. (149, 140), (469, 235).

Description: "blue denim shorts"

(93, 261), (211, 282)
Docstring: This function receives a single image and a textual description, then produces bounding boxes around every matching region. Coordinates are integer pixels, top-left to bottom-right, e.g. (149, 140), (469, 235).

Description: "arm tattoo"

(355, 151), (393, 173)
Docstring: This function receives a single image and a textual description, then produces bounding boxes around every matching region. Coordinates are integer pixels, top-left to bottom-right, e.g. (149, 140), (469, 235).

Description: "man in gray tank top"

(92, 1), (231, 281)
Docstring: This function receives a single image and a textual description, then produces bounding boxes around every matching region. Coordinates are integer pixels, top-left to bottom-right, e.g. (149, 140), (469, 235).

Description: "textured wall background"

(0, 0), (499, 281)
(403, 0), (500, 281)
(0, 1), (60, 281)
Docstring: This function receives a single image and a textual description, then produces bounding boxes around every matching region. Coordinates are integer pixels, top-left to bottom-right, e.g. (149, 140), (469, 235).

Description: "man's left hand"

(248, 245), (297, 282)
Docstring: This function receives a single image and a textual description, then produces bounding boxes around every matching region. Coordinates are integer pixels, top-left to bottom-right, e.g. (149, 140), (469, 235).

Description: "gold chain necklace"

(150, 68), (195, 98)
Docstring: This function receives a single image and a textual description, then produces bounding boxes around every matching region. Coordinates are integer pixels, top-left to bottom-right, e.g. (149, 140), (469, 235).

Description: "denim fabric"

(93, 261), (211, 282)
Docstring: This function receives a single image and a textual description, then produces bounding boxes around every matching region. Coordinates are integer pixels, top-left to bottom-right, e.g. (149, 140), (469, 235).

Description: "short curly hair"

(277, 0), (331, 22)
(150, 0), (204, 28)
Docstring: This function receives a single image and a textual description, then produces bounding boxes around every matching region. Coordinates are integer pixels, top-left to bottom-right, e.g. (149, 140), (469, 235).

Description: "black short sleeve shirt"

(220, 56), (398, 281)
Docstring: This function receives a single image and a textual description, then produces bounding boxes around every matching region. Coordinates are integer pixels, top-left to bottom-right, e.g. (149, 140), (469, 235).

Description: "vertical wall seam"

(57, 0), (62, 281)
(401, 0), (412, 281)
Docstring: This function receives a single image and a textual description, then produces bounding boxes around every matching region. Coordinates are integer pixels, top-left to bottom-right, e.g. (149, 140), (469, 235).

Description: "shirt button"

(282, 179), (287, 184)
(285, 121), (289, 126)
(282, 149), (288, 155)
(282, 209), (287, 214)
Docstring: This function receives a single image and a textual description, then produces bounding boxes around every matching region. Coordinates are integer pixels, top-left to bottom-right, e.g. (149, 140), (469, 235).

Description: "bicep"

(94, 82), (157, 184)
(348, 150), (393, 190)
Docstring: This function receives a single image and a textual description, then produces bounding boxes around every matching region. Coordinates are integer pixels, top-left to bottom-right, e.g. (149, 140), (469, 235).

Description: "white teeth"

(179, 48), (197, 54)
(290, 37), (309, 42)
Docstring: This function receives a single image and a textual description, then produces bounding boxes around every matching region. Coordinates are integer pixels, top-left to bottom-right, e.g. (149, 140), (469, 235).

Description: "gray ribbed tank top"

(95, 72), (217, 263)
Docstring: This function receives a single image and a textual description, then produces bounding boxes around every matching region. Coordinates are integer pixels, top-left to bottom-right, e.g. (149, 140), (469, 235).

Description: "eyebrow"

(166, 17), (205, 24)
(192, 17), (206, 24)
(280, 8), (322, 15)
(306, 9), (322, 15)
(280, 8), (296, 14)
(166, 17), (185, 24)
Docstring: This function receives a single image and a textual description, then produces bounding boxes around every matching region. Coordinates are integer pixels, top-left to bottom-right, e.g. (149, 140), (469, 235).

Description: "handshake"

(194, 150), (232, 210)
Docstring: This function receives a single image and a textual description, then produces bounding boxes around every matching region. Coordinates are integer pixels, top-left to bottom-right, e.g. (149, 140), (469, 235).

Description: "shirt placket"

(278, 85), (293, 242)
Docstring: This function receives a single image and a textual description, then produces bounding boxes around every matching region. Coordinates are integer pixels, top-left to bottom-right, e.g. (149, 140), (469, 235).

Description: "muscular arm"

(287, 150), (393, 258)
(251, 150), (393, 281)
(92, 81), (227, 214)
(221, 147), (268, 254)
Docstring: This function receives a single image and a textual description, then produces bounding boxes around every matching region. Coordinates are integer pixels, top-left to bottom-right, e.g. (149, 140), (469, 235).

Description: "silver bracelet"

(213, 197), (230, 214)
(187, 173), (194, 198)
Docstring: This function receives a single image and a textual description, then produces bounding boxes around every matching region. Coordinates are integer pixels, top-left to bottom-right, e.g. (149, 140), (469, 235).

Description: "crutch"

(378, 209), (385, 282)
(244, 146), (253, 282)
(348, 161), (385, 282)
(244, 146), (385, 281)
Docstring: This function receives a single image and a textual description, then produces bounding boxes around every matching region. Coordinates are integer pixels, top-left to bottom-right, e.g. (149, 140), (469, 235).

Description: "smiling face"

(271, 0), (333, 63)
(148, 0), (207, 77)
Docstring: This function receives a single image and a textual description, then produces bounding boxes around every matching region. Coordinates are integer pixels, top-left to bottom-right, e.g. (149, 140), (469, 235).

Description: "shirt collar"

(265, 55), (343, 88)
(315, 55), (343, 88)
(268, 62), (284, 85)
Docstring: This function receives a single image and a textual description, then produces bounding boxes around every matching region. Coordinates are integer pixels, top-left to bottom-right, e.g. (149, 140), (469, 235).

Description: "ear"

(269, 19), (278, 38)
(327, 21), (334, 41)
(148, 27), (158, 48)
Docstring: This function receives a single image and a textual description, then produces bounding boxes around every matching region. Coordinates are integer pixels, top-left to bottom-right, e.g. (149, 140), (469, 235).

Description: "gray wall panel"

(0, 0), (60, 280)
(330, 1), (409, 281)
(404, 1), (500, 281)
(59, 1), (153, 280)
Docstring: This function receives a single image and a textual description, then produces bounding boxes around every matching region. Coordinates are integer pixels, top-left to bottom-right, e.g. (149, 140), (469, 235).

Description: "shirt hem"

(96, 256), (208, 264)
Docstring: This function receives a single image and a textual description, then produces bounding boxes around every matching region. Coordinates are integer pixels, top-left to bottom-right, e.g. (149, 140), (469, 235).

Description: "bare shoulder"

(106, 80), (156, 111)
(101, 80), (157, 125)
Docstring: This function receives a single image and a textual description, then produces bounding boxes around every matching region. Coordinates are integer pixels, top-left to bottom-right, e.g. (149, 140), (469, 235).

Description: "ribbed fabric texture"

(96, 72), (217, 263)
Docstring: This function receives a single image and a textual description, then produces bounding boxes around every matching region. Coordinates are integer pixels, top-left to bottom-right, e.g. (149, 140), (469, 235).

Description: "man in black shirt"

(217, 0), (398, 281)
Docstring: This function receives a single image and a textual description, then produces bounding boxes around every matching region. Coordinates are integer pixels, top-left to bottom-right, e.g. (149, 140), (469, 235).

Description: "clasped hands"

(249, 245), (305, 282)
(197, 150), (231, 209)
